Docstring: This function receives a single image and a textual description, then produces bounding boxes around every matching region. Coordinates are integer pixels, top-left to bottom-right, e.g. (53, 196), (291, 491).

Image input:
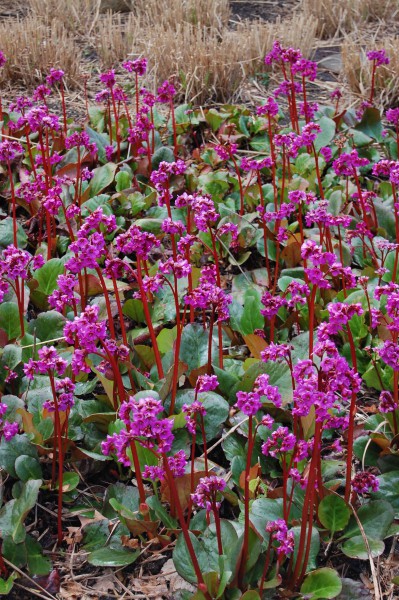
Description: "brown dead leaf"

(65, 526), (83, 545)
(243, 334), (267, 359)
(281, 233), (302, 267)
(60, 580), (97, 600)
(131, 575), (169, 599)
(161, 558), (196, 595)
(161, 471), (207, 513)
(239, 463), (260, 491)
(121, 535), (139, 549)
(78, 509), (107, 529)
(91, 572), (118, 594)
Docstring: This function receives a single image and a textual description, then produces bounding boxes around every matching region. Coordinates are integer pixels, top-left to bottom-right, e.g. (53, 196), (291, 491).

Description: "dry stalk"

(300, 0), (398, 38)
(342, 32), (399, 108)
(0, 17), (81, 87)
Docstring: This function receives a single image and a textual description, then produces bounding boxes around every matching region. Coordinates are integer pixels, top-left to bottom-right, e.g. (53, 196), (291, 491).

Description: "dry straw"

(300, 0), (398, 38)
(0, 0), (318, 102)
(342, 34), (399, 108)
(0, 17), (80, 87)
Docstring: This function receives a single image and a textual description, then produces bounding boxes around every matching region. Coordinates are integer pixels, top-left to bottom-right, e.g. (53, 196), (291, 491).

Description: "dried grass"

(0, 17), (81, 88)
(94, 12), (139, 68)
(133, 0), (230, 29)
(93, 12), (318, 104)
(28, 0), (101, 35)
(342, 34), (399, 108)
(300, 0), (399, 38)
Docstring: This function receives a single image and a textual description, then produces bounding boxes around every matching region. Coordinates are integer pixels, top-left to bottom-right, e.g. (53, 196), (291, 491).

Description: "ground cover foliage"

(0, 43), (399, 600)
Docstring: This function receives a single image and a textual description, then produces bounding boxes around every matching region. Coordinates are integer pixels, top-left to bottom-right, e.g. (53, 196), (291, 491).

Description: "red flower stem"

(259, 538), (273, 592)
(231, 155), (245, 215)
(25, 126), (37, 179)
(7, 161), (18, 248)
(238, 415), (254, 588)
(199, 414), (209, 476)
(393, 370), (399, 436)
(212, 504), (224, 556)
(209, 228), (224, 368)
(161, 453), (211, 598)
(344, 325), (358, 502)
(110, 275), (136, 394)
(291, 422), (322, 586)
(95, 267), (116, 339)
(110, 89), (121, 161)
(127, 436), (147, 506)
(392, 185), (399, 282)
(169, 274), (183, 415)
(150, 107), (155, 153)
(170, 100), (178, 159)
(312, 144), (325, 200)
(308, 285), (318, 359)
(207, 308), (215, 376)
(369, 62), (376, 103)
(135, 73), (139, 115)
(49, 373), (64, 545)
(267, 115), (278, 210)
(136, 260), (164, 378)
(186, 427), (197, 526)
(60, 82), (67, 136)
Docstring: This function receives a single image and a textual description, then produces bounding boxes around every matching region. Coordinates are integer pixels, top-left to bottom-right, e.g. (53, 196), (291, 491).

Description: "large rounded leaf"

(174, 389), (229, 442)
(300, 568), (342, 599)
(341, 536), (385, 560)
(318, 495), (351, 533)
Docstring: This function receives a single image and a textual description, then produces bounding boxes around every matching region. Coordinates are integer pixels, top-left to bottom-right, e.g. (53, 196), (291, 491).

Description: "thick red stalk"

(238, 415), (254, 588)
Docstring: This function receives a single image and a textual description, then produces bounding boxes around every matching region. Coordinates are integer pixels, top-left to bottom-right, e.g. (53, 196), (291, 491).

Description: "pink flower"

(366, 49), (390, 66)
(351, 471), (379, 494)
(191, 476), (226, 511)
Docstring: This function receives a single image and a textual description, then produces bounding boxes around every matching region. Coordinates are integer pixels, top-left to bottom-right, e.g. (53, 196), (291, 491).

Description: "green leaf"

(292, 526), (320, 573)
(115, 170), (132, 192)
(0, 302), (23, 339)
(173, 522), (239, 585)
(3, 536), (27, 567)
(240, 592), (261, 600)
(180, 323), (217, 373)
(146, 495), (178, 530)
(123, 298), (146, 323)
(0, 479), (42, 543)
(88, 547), (140, 567)
(231, 360), (292, 405)
(57, 472), (79, 493)
(300, 567), (342, 599)
(28, 310), (66, 342)
(14, 456), (42, 482)
(318, 495), (351, 532)
(86, 162), (117, 197)
(239, 289), (264, 335)
(205, 108), (228, 131)
(336, 577), (372, 599)
(0, 434), (39, 478)
(151, 146), (175, 170)
(249, 498), (284, 540)
(174, 531), (203, 584)
(82, 520), (109, 551)
(0, 217), (27, 248)
(33, 259), (64, 295)
(371, 471), (399, 516)
(342, 500), (394, 540)
(314, 117), (336, 152)
(25, 535), (51, 575)
(341, 536), (385, 560)
(174, 390), (229, 442)
(103, 483), (140, 519)
(0, 573), (17, 595)
(355, 107), (383, 142)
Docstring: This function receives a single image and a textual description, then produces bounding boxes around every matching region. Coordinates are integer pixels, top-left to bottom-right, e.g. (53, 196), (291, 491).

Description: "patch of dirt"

(230, 0), (300, 22)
